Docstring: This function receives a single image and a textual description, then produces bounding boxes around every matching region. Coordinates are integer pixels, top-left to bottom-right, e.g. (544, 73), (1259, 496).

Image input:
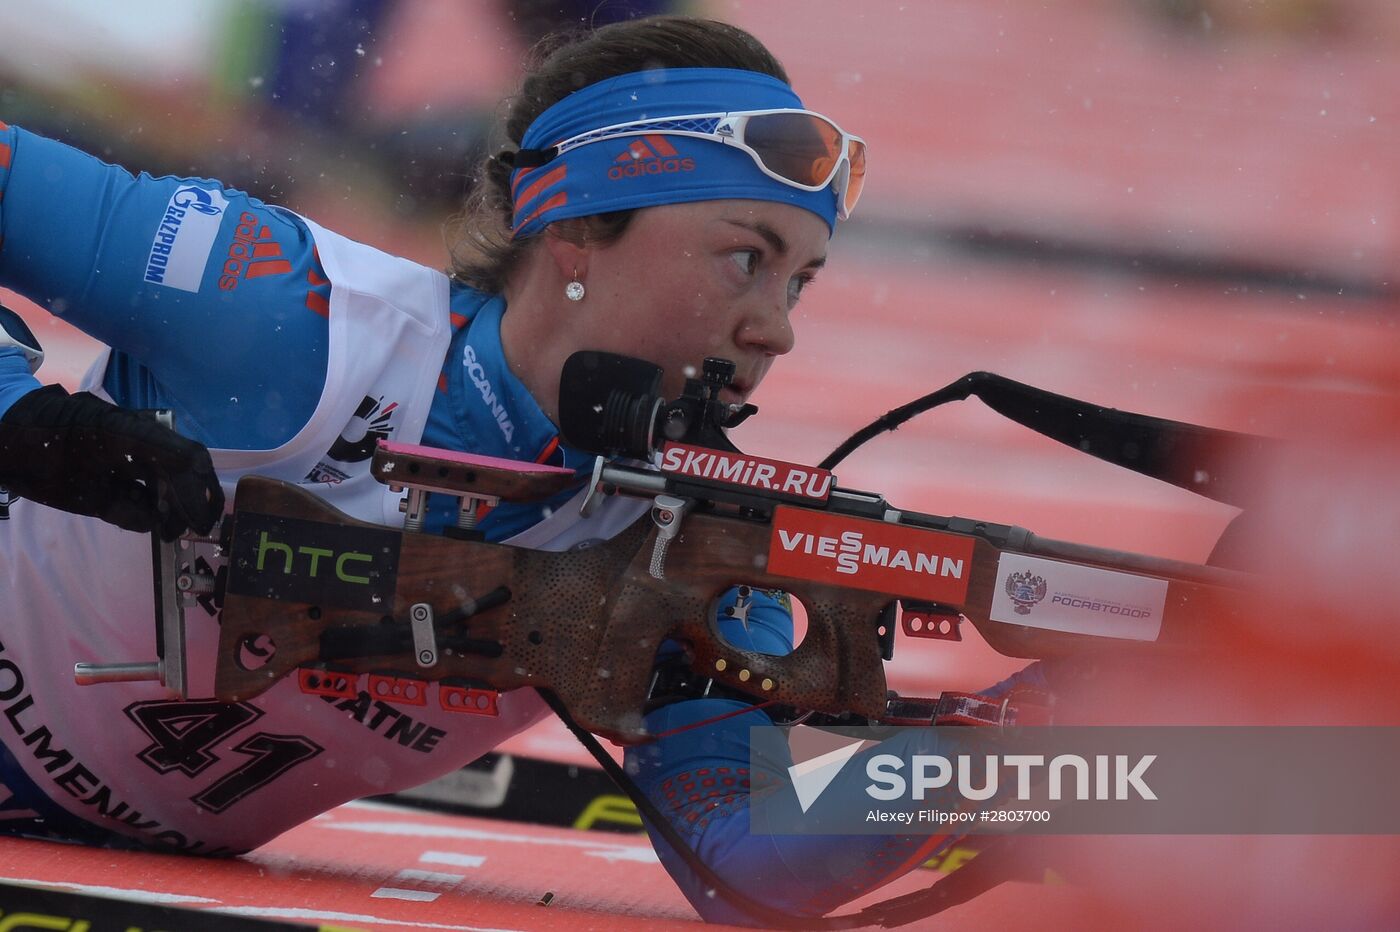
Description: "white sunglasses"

(515, 108), (867, 219)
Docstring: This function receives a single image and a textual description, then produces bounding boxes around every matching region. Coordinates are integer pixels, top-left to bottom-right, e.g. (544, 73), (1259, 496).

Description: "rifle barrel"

(1024, 535), (1251, 589)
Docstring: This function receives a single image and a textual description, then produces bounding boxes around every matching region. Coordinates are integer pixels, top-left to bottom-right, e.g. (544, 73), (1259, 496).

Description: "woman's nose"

(739, 288), (796, 357)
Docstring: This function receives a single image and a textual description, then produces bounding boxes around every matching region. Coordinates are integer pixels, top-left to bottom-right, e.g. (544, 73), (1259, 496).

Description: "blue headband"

(509, 68), (840, 239)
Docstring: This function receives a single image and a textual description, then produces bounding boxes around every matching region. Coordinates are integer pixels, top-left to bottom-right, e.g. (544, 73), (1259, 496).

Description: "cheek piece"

(507, 68), (856, 240)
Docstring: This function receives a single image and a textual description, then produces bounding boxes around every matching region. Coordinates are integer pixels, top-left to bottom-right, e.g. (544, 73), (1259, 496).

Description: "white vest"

(0, 220), (645, 852)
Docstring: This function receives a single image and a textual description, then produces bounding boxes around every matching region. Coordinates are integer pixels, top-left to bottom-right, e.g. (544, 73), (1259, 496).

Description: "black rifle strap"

(820, 371), (1275, 509)
(539, 689), (1028, 929)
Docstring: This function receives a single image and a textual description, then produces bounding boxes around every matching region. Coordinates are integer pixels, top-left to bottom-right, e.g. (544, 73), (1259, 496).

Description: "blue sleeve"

(0, 122), (331, 448)
(0, 350), (39, 417)
(627, 596), (1038, 923)
(630, 701), (970, 925)
(0, 124), (40, 418)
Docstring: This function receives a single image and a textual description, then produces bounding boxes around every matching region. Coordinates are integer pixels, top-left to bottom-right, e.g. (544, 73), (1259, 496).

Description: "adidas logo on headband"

(607, 135), (695, 181)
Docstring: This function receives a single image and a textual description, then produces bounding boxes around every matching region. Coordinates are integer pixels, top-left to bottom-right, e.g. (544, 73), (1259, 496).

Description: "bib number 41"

(125, 699), (323, 814)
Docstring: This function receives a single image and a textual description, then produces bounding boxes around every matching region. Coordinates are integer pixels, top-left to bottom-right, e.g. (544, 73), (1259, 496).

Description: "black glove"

(0, 384), (224, 539)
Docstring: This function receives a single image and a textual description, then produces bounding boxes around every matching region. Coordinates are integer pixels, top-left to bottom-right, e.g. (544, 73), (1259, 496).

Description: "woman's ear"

(542, 221), (590, 283)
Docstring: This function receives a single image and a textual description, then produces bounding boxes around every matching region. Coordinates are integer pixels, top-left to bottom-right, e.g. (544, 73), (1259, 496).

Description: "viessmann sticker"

(990, 552), (1166, 641)
(766, 506), (974, 602)
(660, 443), (833, 502)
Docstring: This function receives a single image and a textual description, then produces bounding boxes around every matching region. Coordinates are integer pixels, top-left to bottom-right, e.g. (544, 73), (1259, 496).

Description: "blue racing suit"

(0, 122), (1025, 924)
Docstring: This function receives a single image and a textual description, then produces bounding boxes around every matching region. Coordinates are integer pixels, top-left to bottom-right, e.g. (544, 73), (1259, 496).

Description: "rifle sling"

(820, 371), (1274, 509)
(538, 689), (1032, 930)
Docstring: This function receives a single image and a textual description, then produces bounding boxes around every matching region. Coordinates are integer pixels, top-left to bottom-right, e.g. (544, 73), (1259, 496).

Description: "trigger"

(723, 585), (754, 637)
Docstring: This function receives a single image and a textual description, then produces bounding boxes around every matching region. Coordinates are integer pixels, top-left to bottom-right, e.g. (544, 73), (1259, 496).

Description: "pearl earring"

(565, 270), (585, 302)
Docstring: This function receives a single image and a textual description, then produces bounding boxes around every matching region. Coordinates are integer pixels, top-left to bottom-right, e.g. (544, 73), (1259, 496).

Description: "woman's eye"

(730, 249), (759, 276)
(787, 273), (815, 306)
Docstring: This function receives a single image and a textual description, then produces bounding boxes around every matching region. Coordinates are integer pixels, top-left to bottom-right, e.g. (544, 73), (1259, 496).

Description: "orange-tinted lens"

(842, 139), (867, 215)
(744, 112), (845, 187)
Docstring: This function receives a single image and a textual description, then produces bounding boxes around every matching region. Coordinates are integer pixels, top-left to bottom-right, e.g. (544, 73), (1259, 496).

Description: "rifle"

(200, 353), (1260, 744)
(69, 353), (1267, 929)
